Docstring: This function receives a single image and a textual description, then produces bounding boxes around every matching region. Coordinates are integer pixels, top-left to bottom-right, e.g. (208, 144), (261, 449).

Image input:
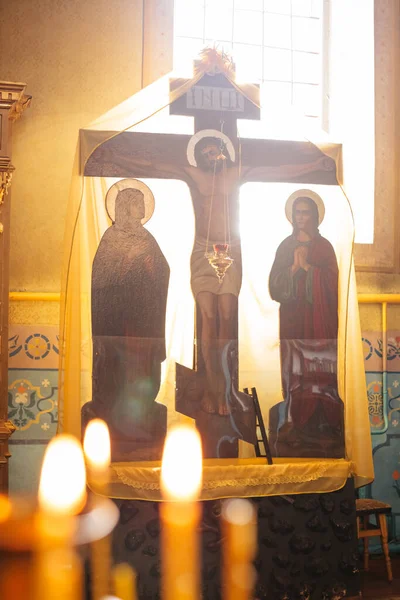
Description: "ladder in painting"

(243, 386), (273, 465)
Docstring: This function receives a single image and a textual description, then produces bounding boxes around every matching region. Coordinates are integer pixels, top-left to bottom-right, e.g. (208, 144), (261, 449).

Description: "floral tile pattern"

(7, 326), (59, 493)
(8, 370), (58, 438)
(365, 373), (400, 433)
(362, 332), (400, 372)
(363, 331), (400, 555)
(8, 325), (59, 369)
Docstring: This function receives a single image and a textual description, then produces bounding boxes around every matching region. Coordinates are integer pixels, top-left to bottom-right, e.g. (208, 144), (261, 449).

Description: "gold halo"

(187, 129), (235, 167)
(285, 189), (325, 226)
(105, 179), (155, 225)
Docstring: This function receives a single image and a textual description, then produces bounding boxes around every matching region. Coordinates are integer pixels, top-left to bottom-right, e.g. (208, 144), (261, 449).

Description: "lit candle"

(38, 434), (87, 520)
(160, 425), (203, 600)
(83, 419), (112, 600)
(112, 562), (137, 600)
(83, 418), (111, 492)
(221, 498), (257, 600)
(35, 433), (87, 600)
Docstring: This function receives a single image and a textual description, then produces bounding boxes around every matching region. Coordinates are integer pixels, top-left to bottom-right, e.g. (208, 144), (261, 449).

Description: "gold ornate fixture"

(9, 94), (32, 122)
(0, 167), (14, 205)
(195, 47), (236, 77)
(0, 82), (31, 122)
(207, 243), (234, 283)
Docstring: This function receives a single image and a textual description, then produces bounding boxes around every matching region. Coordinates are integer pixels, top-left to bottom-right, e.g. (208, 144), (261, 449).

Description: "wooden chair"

(355, 498), (392, 582)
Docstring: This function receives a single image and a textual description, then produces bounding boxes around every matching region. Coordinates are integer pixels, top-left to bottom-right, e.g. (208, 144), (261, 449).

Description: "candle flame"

(83, 418), (111, 469)
(161, 425), (202, 501)
(39, 434), (86, 515)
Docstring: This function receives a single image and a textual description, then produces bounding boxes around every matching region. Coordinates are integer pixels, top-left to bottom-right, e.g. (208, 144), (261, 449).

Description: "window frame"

(173, 0), (330, 129)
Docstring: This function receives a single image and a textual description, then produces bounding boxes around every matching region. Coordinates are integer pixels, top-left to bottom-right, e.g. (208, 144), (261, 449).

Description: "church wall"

(352, 0), (400, 271)
(0, 0), (145, 494)
(357, 284), (400, 551)
(0, 0), (144, 298)
(358, 274), (400, 331)
(356, 7), (400, 535)
(356, 0), (400, 334)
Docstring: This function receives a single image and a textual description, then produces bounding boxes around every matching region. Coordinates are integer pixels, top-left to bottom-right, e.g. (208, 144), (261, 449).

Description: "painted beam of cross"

(85, 68), (337, 184)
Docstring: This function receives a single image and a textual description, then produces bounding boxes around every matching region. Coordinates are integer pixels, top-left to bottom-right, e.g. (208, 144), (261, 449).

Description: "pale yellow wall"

(357, 273), (400, 332)
(0, 0), (144, 302)
(355, 0), (400, 333)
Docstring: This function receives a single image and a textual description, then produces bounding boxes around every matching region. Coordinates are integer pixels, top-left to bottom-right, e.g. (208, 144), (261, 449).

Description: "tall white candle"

(35, 434), (87, 600)
(83, 418), (111, 492)
(83, 419), (112, 600)
(221, 498), (257, 600)
(160, 425), (203, 600)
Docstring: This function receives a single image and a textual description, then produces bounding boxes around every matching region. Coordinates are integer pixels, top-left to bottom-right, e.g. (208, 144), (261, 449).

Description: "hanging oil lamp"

(207, 243), (234, 283)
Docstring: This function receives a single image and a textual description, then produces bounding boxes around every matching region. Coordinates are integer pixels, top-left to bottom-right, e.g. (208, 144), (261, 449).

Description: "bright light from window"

(173, 0), (375, 244)
(174, 0), (324, 124)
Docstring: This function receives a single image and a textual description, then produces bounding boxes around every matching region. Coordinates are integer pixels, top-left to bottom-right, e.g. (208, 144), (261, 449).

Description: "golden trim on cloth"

(88, 458), (357, 501)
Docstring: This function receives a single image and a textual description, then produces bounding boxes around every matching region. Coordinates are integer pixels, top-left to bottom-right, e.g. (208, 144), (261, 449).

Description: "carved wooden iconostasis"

(59, 49), (373, 505)
(0, 82), (31, 493)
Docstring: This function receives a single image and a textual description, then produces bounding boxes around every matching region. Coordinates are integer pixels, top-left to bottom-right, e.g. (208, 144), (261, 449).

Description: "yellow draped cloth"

(59, 53), (373, 498)
(88, 458), (354, 502)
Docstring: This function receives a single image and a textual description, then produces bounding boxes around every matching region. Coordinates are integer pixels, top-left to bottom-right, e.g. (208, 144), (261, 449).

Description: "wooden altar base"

(106, 478), (361, 600)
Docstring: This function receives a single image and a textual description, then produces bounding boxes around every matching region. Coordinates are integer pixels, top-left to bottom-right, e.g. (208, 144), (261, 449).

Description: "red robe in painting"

(269, 232), (343, 429)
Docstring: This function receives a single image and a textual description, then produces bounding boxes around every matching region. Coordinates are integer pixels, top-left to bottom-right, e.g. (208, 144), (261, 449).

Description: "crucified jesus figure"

(124, 130), (335, 417)
(90, 129), (335, 419)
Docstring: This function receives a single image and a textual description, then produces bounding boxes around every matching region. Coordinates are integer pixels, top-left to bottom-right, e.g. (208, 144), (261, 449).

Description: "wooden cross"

(84, 56), (338, 458)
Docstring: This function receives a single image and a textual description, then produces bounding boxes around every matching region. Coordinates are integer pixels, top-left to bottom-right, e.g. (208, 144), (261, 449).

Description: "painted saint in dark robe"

(83, 185), (170, 460)
(268, 193), (344, 458)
